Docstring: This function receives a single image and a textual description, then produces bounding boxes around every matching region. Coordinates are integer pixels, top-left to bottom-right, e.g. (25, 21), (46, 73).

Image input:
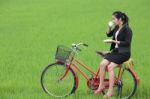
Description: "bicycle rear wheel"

(119, 68), (137, 99)
(40, 63), (77, 98)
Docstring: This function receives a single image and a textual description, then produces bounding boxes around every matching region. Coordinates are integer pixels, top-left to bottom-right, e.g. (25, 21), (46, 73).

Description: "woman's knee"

(100, 59), (110, 68)
(107, 63), (118, 72)
(107, 66), (114, 72)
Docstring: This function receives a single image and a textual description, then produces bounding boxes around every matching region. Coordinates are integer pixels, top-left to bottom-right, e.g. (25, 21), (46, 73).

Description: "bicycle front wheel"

(119, 68), (137, 99)
(40, 63), (77, 98)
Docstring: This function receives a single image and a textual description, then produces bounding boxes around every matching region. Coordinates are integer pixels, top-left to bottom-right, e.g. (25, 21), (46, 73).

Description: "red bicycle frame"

(59, 56), (140, 90)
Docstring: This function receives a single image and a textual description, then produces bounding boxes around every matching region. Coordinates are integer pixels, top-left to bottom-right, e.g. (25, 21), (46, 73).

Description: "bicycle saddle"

(96, 51), (110, 58)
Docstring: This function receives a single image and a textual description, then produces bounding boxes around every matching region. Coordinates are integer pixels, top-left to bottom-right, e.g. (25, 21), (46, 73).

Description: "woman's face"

(112, 15), (122, 26)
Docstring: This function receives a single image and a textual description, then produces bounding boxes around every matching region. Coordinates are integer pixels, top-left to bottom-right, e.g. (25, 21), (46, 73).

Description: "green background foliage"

(0, 0), (150, 98)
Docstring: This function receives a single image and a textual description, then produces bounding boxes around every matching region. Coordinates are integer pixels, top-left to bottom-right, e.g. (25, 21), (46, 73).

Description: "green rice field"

(0, 0), (150, 98)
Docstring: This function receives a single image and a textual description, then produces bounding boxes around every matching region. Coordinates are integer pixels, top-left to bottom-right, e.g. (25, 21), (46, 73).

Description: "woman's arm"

(119, 28), (132, 46)
(106, 26), (118, 37)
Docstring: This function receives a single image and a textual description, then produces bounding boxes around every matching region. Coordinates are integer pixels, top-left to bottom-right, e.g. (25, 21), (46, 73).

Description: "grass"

(0, 0), (150, 98)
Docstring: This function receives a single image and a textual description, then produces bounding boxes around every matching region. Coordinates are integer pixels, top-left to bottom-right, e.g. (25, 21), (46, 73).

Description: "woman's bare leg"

(96, 59), (110, 90)
(104, 62), (118, 97)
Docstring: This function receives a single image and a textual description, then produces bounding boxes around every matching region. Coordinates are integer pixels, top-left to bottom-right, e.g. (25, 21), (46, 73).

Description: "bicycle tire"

(118, 68), (137, 99)
(40, 63), (77, 98)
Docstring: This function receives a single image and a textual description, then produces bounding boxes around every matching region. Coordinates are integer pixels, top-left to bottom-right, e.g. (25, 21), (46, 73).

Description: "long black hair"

(113, 11), (129, 25)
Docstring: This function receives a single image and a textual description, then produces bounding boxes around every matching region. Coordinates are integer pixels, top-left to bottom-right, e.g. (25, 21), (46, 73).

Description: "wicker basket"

(55, 45), (74, 63)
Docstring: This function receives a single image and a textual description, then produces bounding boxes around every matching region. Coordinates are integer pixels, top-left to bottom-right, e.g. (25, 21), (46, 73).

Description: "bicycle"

(40, 43), (140, 98)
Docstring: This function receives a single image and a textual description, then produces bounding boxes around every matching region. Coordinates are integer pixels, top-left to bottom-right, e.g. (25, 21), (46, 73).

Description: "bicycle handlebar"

(71, 43), (88, 51)
(76, 43), (88, 47)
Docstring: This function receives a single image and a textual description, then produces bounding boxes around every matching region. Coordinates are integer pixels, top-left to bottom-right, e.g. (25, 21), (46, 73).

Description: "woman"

(94, 11), (132, 98)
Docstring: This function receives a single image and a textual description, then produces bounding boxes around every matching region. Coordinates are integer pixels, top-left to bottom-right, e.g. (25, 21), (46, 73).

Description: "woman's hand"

(112, 40), (120, 44)
(106, 26), (112, 34)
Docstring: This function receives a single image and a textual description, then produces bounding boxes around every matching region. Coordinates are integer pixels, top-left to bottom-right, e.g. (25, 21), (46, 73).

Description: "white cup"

(108, 21), (114, 27)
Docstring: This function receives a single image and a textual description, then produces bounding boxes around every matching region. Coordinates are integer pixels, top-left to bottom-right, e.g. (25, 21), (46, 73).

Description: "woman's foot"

(103, 93), (114, 98)
(94, 86), (105, 95)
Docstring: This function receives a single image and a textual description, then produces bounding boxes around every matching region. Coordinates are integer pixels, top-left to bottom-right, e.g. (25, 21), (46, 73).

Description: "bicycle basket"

(55, 45), (74, 63)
